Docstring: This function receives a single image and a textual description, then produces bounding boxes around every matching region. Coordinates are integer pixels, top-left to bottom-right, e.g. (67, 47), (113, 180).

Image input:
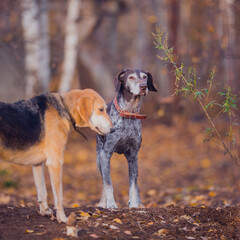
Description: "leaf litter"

(0, 120), (240, 239)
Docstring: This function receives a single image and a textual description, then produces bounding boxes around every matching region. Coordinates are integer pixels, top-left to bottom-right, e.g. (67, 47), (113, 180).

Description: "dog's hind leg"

(125, 151), (143, 208)
(46, 157), (67, 223)
(33, 163), (53, 216)
(97, 150), (118, 209)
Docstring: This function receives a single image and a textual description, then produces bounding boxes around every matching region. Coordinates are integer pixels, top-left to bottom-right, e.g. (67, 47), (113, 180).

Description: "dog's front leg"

(125, 152), (143, 208)
(33, 163), (53, 216)
(98, 150), (118, 209)
(46, 158), (67, 223)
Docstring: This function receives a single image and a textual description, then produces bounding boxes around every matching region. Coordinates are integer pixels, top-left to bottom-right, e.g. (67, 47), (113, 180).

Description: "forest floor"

(0, 117), (240, 239)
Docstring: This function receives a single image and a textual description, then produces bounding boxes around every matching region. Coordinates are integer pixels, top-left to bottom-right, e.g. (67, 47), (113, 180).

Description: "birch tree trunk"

(21, 0), (50, 98)
(38, 0), (50, 93)
(58, 0), (81, 93)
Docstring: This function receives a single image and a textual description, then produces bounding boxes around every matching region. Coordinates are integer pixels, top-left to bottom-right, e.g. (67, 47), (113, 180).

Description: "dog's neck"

(57, 92), (83, 127)
(117, 88), (141, 113)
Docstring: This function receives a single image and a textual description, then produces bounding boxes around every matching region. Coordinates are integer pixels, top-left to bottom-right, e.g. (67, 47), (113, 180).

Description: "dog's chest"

(108, 103), (142, 154)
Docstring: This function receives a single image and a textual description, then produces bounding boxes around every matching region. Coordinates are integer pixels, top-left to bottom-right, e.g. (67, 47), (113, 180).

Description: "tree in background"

(58, 0), (81, 93)
(21, 0), (50, 97)
(0, 0), (239, 106)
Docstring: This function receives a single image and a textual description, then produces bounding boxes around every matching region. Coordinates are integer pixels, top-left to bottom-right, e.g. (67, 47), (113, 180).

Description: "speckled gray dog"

(96, 68), (157, 208)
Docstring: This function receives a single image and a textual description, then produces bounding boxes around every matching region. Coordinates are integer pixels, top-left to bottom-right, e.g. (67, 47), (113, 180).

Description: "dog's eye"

(129, 76), (135, 80)
(99, 108), (104, 112)
(143, 75), (147, 79)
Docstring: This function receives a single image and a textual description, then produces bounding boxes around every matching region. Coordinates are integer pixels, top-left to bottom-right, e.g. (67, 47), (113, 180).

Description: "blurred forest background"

(0, 0), (239, 109)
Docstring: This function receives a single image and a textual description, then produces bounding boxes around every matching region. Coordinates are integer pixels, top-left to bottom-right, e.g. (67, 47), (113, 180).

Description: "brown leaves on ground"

(1, 204), (240, 239)
(0, 118), (240, 239)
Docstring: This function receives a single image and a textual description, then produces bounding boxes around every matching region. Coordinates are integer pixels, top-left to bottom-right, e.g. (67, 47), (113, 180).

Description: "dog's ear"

(115, 69), (127, 92)
(147, 72), (157, 92)
(76, 96), (94, 126)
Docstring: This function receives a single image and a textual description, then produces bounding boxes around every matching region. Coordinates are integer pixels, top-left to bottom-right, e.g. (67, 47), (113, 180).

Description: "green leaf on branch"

(205, 100), (222, 109)
(194, 91), (204, 100)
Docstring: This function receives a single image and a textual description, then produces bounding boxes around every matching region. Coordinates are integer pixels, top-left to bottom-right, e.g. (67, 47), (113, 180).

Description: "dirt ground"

(0, 117), (240, 239)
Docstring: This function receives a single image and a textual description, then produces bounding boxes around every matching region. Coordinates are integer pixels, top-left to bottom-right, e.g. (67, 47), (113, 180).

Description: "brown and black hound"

(0, 89), (113, 223)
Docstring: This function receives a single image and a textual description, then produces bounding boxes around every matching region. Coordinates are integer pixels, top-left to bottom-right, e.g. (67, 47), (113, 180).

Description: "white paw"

(98, 201), (107, 208)
(107, 201), (118, 209)
(40, 207), (53, 216)
(57, 212), (68, 223)
(128, 201), (144, 208)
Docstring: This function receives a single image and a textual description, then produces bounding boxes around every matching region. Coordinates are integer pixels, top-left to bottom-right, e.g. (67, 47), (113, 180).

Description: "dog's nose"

(140, 84), (147, 90)
(110, 128), (115, 133)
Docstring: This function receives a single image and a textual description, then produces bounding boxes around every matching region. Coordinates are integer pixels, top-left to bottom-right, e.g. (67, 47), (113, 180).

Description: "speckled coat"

(96, 68), (157, 209)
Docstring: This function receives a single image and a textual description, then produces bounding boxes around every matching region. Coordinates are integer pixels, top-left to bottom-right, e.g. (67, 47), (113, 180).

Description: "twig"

(153, 28), (240, 165)
(137, 221), (146, 233)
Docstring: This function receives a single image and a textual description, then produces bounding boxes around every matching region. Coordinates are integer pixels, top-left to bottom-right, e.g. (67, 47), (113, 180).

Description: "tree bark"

(21, 0), (50, 98)
(58, 0), (81, 93)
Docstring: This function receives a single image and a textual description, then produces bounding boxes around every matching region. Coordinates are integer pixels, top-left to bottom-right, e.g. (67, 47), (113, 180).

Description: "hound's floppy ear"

(147, 72), (157, 92)
(77, 96), (94, 126)
(115, 69), (127, 92)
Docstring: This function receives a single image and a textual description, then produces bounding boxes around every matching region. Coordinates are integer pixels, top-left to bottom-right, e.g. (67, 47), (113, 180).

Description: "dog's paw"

(128, 201), (144, 208)
(40, 207), (53, 216)
(57, 212), (68, 223)
(98, 201), (107, 208)
(107, 201), (118, 209)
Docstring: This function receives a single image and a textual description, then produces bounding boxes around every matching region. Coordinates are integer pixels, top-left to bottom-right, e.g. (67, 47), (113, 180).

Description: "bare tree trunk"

(59, 0), (81, 93)
(21, 0), (50, 98)
(219, 0), (235, 88)
(38, 0), (50, 93)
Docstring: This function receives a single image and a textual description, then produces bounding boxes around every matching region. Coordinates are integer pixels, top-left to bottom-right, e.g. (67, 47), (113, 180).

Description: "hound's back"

(0, 95), (49, 150)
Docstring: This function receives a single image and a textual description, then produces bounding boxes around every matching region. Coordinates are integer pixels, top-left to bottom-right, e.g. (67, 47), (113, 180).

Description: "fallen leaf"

(90, 233), (99, 238)
(95, 209), (104, 214)
(25, 229), (34, 233)
(154, 229), (169, 236)
(72, 203), (79, 208)
(208, 192), (216, 197)
(33, 232), (47, 236)
(136, 210), (147, 214)
(148, 221), (154, 225)
(109, 225), (119, 230)
(186, 237), (195, 240)
(113, 218), (123, 224)
(77, 211), (91, 217)
(124, 230), (131, 235)
(180, 215), (192, 221)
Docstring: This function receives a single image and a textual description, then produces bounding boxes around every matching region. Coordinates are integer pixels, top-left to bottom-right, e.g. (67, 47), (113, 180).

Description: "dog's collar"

(59, 95), (88, 141)
(114, 95), (147, 120)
